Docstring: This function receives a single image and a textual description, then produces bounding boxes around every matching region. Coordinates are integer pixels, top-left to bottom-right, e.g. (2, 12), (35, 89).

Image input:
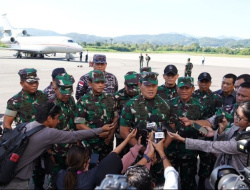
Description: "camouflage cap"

(140, 67), (152, 73)
(124, 71), (140, 85)
(89, 70), (106, 82)
(55, 73), (75, 95)
(177, 77), (194, 88)
(140, 72), (159, 85)
(18, 68), (39, 82)
(93, 54), (106, 64)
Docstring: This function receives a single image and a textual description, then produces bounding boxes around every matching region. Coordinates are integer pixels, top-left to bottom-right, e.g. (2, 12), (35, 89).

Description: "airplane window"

(68, 40), (75, 43)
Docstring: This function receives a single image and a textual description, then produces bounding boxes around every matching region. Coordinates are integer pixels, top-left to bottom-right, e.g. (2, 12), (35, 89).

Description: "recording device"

(89, 153), (99, 170)
(213, 115), (224, 130)
(191, 122), (208, 135)
(95, 174), (136, 190)
(209, 129), (250, 189)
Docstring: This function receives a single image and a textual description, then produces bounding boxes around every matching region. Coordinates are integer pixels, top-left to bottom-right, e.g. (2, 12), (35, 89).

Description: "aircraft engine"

(22, 30), (27, 36)
(1, 37), (16, 44)
(14, 29), (28, 37)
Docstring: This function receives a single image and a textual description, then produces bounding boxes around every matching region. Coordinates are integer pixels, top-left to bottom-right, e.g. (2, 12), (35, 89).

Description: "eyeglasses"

(234, 112), (248, 122)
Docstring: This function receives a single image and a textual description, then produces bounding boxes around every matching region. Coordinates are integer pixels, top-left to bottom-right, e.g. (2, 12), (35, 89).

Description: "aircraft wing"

(1, 47), (41, 53)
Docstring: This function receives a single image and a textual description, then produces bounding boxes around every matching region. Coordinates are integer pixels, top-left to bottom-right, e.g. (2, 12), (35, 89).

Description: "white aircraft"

(0, 14), (83, 61)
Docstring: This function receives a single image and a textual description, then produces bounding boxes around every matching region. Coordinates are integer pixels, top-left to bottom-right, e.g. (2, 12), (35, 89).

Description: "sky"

(1, 0), (250, 39)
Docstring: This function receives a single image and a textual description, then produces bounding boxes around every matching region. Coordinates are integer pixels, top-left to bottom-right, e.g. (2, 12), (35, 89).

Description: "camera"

(209, 129), (250, 189)
(95, 174), (136, 190)
(210, 165), (250, 190)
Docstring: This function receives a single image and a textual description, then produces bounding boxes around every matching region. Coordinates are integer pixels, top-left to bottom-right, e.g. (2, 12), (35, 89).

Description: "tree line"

(80, 41), (250, 55)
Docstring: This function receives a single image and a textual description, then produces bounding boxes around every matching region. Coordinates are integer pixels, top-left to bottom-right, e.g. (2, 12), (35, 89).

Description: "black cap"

(52, 68), (66, 79)
(198, 72), (211, 82)
(164, 65), (178, 75)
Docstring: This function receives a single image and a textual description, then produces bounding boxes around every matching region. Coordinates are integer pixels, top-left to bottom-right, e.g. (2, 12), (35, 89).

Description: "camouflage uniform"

(207, 103), (237, 130)
(167, 77), (203, 190)
(157, 64), (179, 100)
(5, 68), (47, 125)
(75, 70), (118, 161)
(192, 75), (223, 186)
(120, 72), (170, 185)
(5, 68), (47, 190)
(114, 71), (140, 156)
(157, 84), (178, 100)
(75, 54), (118, 100)
(43, 82), (55, 100)
(46, 73), (76, 188)
(184, 59), (193, 77)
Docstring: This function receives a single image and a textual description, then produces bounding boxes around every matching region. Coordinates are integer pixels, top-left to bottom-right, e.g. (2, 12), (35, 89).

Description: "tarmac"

(0, 50), (250, 114)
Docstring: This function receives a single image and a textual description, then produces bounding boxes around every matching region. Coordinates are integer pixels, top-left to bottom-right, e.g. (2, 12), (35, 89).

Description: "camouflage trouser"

(168, 154), (197, 190)
(185, 71), (192, 77)
(85, 141), (113, 161)
(198, 136), (216, 179)
(198, 151), (216, 179)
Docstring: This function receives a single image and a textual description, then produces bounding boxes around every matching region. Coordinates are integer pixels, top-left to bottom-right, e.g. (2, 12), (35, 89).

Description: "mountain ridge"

(1, 27), (250, 47)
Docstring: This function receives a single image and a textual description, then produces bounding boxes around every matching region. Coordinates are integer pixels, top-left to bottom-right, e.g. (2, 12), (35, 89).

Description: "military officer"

(114, 71), (140, 154)
(157, 64), (179, 100)
(47, 73), (77, 187)
(3, 68), (47, 129)
(43, 67), (67, 100)
(120, 71), (171, 185)
(74, 70), (118, 161)
(166, 77), (203, 190)
(192, 72), (222, 189)
(75, 54), (118, 100)
(184, 58), (193, 77)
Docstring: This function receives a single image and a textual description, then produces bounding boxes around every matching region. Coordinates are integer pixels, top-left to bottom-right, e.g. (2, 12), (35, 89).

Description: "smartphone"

(89, 153), (99, 169)
(192, 122), (208, 135)
(154, 131), (165, 143)
(164, 124), (176, 133)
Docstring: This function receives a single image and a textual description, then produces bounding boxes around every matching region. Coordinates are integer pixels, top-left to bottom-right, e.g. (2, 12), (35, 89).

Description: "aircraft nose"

(77, 45), (84, 52)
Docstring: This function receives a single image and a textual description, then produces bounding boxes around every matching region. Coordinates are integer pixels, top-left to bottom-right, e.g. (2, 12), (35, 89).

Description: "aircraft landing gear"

(16, 52), (22, 58)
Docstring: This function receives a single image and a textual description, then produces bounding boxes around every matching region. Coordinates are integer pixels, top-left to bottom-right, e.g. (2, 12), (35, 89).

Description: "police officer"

(74, 70), (118, 161)
(157, 64), (179, 100)
(3, 68), (47, 129)
(192, 72), (223, 189)
(184, 58), (193, 77)
(167, 77), (204, 190)
(43, 67), (67, 100)
(47, 73), (77, 188)
(114, 71), (140, 154)
(120, 71), (171, 185)
(75, 54), (118, 100)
